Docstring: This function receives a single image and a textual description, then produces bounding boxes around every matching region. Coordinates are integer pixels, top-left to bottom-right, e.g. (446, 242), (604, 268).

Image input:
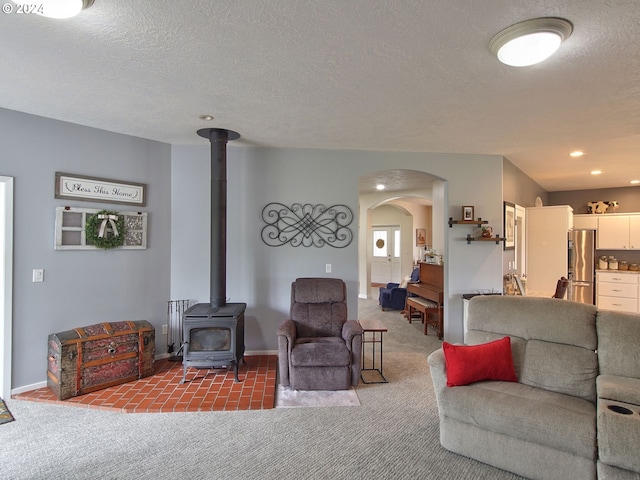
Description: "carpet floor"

(2, 298), (525, 480)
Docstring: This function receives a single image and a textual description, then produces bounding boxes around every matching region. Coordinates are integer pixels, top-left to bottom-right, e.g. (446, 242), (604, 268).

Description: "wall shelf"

(448, 217), (489, 227)
(449, 216), (503, 245)
(466, 234), (506, 245)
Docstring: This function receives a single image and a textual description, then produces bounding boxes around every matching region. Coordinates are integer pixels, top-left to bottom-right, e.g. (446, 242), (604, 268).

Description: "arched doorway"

(358, 169), (446, 300)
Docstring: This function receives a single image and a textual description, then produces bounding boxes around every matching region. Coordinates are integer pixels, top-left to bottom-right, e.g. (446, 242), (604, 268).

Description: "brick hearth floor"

(14, 355), (277, 413)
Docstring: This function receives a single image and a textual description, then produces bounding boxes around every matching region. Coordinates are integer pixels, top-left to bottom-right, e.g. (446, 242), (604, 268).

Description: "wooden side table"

(359, 318), (388, 384)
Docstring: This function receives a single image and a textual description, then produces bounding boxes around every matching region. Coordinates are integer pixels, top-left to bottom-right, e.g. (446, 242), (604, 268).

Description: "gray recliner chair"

(277, 277), (363, 390)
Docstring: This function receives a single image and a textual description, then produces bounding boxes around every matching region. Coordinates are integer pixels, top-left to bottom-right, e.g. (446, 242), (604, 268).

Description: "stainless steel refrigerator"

(568, 229), (596, 304)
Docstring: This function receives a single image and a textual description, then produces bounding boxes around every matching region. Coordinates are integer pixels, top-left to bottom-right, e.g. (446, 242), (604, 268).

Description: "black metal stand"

(361, 329), (388, 384)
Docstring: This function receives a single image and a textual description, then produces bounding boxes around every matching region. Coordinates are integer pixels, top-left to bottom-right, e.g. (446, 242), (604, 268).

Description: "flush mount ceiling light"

(198, 114), (214, 121)
(569, 150), (584, 157)
(14, 0), (95, 19)
(489, 17), (573, 67)
(376, 184), (385, 191)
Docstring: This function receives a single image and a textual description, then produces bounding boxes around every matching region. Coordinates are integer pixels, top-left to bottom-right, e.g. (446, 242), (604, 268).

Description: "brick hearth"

(15, 355), (276, 412)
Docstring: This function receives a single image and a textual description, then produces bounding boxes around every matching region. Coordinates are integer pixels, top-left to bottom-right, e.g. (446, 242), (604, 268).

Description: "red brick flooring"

(14, 355), (277, 413)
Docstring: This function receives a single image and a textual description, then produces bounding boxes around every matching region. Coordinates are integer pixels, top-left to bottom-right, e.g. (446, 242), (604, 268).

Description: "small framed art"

(462, 206), (474, 221)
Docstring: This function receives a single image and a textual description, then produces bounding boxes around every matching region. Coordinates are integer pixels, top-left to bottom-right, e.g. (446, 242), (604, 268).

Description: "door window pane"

(394, 230), (400, 258)
(373, 231), (387, 257)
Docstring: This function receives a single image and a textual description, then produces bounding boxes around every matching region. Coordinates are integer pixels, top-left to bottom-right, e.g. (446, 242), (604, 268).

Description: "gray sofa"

(427, 295), (640, 480)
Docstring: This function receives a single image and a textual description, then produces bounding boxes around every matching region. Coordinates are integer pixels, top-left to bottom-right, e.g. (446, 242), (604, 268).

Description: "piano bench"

(405, 296), (443, 339)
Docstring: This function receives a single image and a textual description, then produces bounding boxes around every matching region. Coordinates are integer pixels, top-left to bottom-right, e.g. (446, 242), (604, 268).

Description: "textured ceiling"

(1, 0), (639, 192)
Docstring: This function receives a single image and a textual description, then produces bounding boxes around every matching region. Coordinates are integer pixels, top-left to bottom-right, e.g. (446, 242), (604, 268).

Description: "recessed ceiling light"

(631, 180), (640, 185)
(489, 17), (573, 67)
(22, 0), (95, 19)
(198, 114), (214, 121)
(569, 151), (584, 157)
(590, 170), (602, 175)
(376, 184), (385, 191)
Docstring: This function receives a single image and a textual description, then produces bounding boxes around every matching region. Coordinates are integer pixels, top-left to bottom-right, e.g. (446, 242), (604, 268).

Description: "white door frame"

(0, 176), (13, 400)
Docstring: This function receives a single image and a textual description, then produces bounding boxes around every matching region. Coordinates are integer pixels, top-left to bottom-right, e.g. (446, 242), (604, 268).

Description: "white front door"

(371, 226), (401, 284)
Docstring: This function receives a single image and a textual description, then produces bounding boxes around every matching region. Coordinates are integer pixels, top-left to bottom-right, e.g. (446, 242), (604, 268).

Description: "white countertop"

(596, 269), (640, 275)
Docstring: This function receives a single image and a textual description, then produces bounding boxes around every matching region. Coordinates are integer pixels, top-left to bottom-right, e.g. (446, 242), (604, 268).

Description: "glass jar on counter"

(599, 256), (609, 270)
(608, 256), (618, 270)
(619, 260), (629, 271)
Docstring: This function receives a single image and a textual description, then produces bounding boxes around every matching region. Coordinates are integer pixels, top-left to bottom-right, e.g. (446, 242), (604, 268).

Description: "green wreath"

(85, 210), (126, 249)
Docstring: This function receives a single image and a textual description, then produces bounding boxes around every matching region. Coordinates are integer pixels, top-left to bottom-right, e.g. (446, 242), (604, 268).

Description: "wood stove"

(182, 302), (245, 383)
(181, 128), (246, 383)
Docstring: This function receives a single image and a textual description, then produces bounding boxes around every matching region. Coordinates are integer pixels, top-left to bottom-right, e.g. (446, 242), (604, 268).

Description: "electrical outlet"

(32, 269), (44, 283)
(326, 264), (332, 273)
(162, 324), (168, 335)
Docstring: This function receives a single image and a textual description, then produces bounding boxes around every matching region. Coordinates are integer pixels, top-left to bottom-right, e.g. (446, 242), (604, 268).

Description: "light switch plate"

(32, 269), (44, 282)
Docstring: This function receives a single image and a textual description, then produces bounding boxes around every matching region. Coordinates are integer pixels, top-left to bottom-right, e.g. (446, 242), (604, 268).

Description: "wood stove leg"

(180, 342), (189, 384)
(233, 360), (241, 382)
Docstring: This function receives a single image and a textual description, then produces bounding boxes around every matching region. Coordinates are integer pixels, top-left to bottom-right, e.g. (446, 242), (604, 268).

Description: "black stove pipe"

(196, 128), (241, 308)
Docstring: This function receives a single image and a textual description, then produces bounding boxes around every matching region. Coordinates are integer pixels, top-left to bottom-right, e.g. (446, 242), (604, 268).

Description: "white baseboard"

(12, 381), (46, 396)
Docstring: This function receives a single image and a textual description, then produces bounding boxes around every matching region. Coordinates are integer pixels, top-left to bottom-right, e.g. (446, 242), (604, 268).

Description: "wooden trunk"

(47, 321), (155, 400)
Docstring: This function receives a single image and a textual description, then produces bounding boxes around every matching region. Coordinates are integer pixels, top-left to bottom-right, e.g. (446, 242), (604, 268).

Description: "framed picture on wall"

(504, 202), (515, 250)
(462, 206), (474, 221)
(416, 228), (426, 246)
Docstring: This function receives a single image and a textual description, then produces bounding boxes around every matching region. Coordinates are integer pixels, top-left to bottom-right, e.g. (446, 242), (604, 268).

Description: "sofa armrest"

(427, 348), (448, 401)
(390, 287), (407, 298)
(342, 319), (363, 349)
(277, 319), (297, 346)
(597, 374), (640, 405)
(277, 319), (297, 388)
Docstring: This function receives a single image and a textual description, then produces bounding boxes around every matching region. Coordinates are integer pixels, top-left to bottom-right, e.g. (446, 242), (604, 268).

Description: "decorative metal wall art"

(261, 203), (354, 248)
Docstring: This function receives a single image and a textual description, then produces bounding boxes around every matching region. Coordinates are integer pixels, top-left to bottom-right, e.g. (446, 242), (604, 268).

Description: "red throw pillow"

(442, 336), (517, 387)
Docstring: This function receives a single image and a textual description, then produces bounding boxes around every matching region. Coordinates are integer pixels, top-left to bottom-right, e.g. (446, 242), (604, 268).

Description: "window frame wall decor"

(54, 206), (148, 250)
(260, 203), (354, 248)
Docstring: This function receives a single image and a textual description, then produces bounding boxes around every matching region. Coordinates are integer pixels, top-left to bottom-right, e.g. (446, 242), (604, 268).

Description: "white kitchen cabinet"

(596, 271), (639, 313)
(630, 216), (640, 249)
(597, 214), (640, 250)
(573, 214), (598, 230)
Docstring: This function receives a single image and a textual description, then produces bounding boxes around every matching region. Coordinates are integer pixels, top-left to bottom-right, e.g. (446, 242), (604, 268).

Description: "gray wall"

(1, 108), (172, 390)
(502, 158), (549, 275)
(549, 187), (640, 214)
(2, 107), (519, 390)
(502, 158), (549, 208)
(172, 146), (506, 348)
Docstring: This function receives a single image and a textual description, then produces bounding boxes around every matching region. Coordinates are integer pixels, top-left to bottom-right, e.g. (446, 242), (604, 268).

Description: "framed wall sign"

(55, 172), (146, 206)
(416, 228), (427, 246)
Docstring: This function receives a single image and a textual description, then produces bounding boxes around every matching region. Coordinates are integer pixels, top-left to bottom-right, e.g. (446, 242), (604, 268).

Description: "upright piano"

(406, 262), (444, 339)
